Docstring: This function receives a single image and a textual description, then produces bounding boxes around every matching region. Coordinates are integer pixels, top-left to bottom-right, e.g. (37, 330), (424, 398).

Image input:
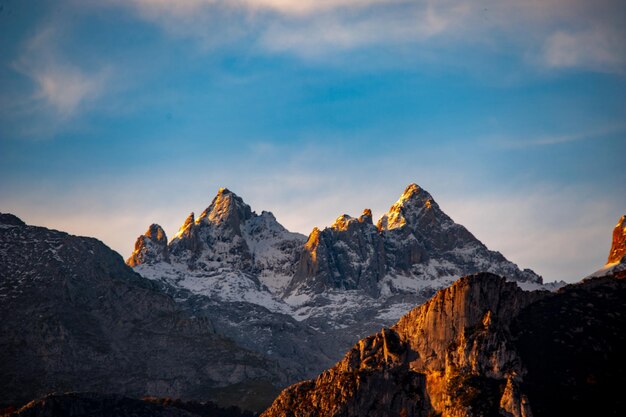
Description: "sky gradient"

(1, 0), (624, 282)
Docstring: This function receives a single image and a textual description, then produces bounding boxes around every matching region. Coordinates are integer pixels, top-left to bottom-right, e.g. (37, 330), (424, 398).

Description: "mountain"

(127, 184), (546, 383)
(608, 215), (626, 264)
(287, 184), (539, 298)
(284, 184), (543, 327)
(261, 273), (626, 417)
(0, 214), (286, 412)
(588, 215), (626, 279)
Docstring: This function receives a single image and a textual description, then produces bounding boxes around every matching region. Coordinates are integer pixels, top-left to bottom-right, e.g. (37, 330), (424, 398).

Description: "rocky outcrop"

(125, 185), (546, 391)
(262, 273), (626, 417)
(127, 224), (170, 266)
(131, 188), (306, 287)
(290, 210), (386, 296)
(607, 215), (626, 264)
(0, 216), (285, 412)
(288, 184), (541, 299)
(586, 215), (626, 279)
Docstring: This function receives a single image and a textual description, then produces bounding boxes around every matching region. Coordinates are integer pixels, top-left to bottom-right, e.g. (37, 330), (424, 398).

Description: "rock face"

(261, 273), (626, 417)
(0, 215), (285, 412)
(131, 188), (306, 286)
(289, 184), (540, 298)
(126, 185), (547, 388)
(290, 210), (386, 296)
(586, 215), (626, 280)
(607, 215), (626, 264)
(127, 224), (170, 266)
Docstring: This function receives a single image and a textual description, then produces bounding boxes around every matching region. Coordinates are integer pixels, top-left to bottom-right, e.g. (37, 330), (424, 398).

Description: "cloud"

(103, 0), (626, 74)
(543, 27), (626, 73)
(13, 26), (110, 119)
(126, 0), (386, 17)
(491, 124), (626, 149)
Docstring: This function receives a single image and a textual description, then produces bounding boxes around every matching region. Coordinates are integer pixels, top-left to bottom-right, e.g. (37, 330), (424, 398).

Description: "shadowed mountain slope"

(0, 214), (285, 412)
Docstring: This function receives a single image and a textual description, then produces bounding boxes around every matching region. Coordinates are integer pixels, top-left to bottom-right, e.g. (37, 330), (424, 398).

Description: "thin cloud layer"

(13, 27), (110, 118)
(111, 0), (626, 73)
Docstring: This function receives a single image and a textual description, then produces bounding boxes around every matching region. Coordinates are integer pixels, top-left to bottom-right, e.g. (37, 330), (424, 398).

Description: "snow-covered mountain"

(130, 188), (305, 313)
(128, 184), (546, 335)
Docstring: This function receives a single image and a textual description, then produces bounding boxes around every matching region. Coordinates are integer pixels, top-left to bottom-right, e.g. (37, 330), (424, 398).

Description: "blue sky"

(1, 0), (624, 282)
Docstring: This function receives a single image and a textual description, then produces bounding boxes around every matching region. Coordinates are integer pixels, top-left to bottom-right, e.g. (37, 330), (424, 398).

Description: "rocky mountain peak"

(198, 188), (253, 233)
(127, 223), (170, 267)
(399, 182), (429, 201)
(0, 213), (25, 227)
(145, 223), (167, 244)
(359, 209), (373, 224)
(331, 214), (355, 231)
(182, 212), (195, 229)
(377, 183), (438, 231)
(608, 215), (626, 265)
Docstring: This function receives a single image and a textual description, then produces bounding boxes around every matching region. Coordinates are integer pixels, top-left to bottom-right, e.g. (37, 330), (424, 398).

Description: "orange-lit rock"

(607, 215), (626, 264)
(262, 273), (626, 417)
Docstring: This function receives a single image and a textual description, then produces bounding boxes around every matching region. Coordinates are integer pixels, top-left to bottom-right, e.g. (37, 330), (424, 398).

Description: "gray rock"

(0, 219), (285, 412)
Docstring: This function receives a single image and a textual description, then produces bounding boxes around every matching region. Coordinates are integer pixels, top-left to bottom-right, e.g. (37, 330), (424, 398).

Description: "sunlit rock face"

(586, 215), (626, 280)
(132, 187), (306, 288)
(290, 210), (387, 297)
(288, 183), (542, 300)
(262, 273), (626, 417)
(127, 223), (169, 266)
(126, 185), (546, 389)
(607, 215), (626, 264)
(0, 216), (285, 412)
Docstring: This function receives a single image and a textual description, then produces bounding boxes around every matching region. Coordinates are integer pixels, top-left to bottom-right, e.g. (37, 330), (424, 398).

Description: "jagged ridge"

(261, 273), (626, 417)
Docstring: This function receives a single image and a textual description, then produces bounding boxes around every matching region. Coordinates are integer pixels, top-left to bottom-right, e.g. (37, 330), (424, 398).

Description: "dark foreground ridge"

(0, 214), (283, 412)
(261, 273), (626, 417)
(0, 393), (255, 417)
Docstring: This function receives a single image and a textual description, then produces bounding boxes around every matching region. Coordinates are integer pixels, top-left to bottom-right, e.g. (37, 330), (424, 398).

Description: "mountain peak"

(607, 215), (626, 264)
(398, 183), (432, 203)
(331, 214), (355, 231)
(359, 209), (373, 224)
(127, 223), (169, 267)
(145, 223), (167, 243)
(377, 183), (437, 231)
(0, 213), (26, 227)
(199, 187), (253, 229)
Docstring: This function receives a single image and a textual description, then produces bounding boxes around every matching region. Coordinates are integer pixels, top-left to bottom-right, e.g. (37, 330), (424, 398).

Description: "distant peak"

(127, 223), (169, 267)
(398, 183), (431, 203)
(173, 212), (195, 240)
(198, 187), (253, 230)
(183, 212), (195, 227)
(145, 224), (167, 243)
(0, 213), (26, 227)
(359, 209), (373, 224)
(332, 214), (354, 231)
(377, 183), (436, 231)
(607, 215), (626, 264)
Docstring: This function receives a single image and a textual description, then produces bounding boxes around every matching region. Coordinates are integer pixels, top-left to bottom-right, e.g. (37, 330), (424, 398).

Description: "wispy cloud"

(13, 26), (111, 119)
(543, 27), (626, 73)
(102, 0), (626, 73)
(492, 124), (626, 149)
